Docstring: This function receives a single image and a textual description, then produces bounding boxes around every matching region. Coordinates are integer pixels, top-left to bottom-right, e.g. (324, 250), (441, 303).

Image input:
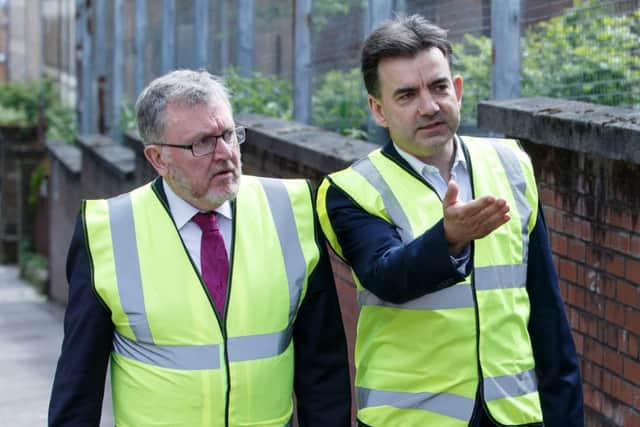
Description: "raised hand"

(442, 180), (511, 255)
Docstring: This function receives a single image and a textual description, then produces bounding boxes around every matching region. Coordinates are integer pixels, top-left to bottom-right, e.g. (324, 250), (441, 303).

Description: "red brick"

(626, 308), (640, 335)
(601, 275), (617, 299)
(582, 220), (594, 241)
(602, 368), (612, 393)
(625, 409), (640, 427)
(552, 232), (568, 257)
(573, 331), (584, 355)
(585, 291), (605, 317)
(617, 281), (640, 308)
(559, 259), (578, 282)
(608, 207), (633, 231)
(567, 238), (586, 262)
(540, 188), (555, 206)
(625, 258), (640, 284)
(585, 385), (603, 412)
(606, 324), (619, 348)
(575, 265), (587, 287)
(631, 236), (640, 258)
(584, 337), (604, 365)
(623, 357), (640, 385)
(586, 248), (603, 269)
(617, 231), (631, 253)
(628, 333), (639, 359)
(612, 377), (635, 406)
(604, 347), (623, 375)
(606, 300), (626, 327)
(606, 252), (625, 278)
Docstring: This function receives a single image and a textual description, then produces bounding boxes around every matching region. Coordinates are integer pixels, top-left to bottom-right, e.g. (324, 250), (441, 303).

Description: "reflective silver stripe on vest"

(474, 264), (527, 291)
(113, 331), (220, 370)
(228, 324), (293, 362)
(107, 194), (153, 343)
(258, 177), (307, 335)
(357, 283), (474, 310)
(486, 140), (532, 263)
(484, 368), (538, 401)
(357, 387), (474, 422)
(352, 158), (413, 243)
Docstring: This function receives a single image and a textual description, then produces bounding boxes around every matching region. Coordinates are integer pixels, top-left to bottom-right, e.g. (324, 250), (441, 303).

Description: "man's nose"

(417, 91), (440, 116)
(212, 137), (234, 160)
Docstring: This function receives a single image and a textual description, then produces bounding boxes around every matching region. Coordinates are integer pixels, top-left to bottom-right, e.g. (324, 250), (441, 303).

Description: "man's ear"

(143, 145), (168, 177)
(368, 95), (388, 128)
(453, 74), (463, 104)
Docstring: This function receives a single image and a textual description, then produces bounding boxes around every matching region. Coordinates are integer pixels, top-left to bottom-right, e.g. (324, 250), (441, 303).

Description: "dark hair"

(361, 14), (453, 98)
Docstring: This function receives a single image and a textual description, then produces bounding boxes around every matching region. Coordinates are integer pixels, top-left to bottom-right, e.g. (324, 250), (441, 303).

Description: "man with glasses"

(49, 69), (351, 427)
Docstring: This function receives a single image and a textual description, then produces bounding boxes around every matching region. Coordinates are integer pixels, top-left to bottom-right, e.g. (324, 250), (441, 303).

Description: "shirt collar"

(162, 179), (232, 230)
(393, 135), (467, 177)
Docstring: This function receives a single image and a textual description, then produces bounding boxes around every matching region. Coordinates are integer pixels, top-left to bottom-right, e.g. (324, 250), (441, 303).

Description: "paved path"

(0, 264), (113, 426)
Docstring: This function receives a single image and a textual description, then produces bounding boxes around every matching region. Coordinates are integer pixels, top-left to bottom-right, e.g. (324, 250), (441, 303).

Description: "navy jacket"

(49, 177), (351, 427)
(324, 140), (583, 427)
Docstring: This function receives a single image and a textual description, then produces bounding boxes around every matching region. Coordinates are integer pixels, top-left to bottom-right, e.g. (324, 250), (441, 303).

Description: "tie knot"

(193, 212), (219, 232)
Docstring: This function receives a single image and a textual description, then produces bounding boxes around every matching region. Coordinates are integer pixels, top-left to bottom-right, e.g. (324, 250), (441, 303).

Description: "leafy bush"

(224, 68), (293, 120)
(312, 68), (369, 139)
(452, 0), (640, 123)
(0, 77), (76, 143)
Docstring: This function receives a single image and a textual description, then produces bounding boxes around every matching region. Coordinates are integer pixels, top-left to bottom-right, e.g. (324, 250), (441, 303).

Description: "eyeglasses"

(152, 126), (246, 157)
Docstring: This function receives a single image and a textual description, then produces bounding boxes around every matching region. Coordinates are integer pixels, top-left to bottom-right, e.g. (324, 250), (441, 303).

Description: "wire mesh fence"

(41, 0), (639, 139)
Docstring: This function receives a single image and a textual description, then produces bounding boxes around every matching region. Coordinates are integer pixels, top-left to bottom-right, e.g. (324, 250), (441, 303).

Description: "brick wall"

(479, 97), (640, 427)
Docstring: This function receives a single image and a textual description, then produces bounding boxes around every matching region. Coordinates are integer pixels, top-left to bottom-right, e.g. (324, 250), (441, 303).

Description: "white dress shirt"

(394, 135), (471, 203)
(162, 179), (232, 274)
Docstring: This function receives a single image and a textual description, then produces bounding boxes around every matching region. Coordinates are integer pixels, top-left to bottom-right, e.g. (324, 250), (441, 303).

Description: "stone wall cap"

(46, 140), (81, 175)
(478, 97), (640, 164)
(76, 133), (135, 177)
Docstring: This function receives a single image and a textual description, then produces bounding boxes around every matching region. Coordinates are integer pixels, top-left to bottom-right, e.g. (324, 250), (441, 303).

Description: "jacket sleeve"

(526, 206), (584, 426)
(292, 211), (352, 427)
(48, 215), (114, 427)
(323, 183), (469, 304)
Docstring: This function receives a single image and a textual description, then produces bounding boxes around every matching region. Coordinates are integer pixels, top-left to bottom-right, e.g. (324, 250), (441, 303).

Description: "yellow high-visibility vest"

(317, 137), (543, 426)
(85, 176), (318, 427)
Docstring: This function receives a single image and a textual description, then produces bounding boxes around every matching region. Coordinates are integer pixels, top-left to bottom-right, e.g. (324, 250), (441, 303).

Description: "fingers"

(443, 194), (511, 248)
(442, 180), (459, 209)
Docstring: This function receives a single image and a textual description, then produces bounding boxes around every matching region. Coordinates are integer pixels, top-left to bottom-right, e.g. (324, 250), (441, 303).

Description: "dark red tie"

(192, 212), (229, 317)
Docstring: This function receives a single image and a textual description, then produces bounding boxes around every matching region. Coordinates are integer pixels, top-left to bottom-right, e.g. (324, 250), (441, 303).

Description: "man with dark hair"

(317, 14), (583, 427)
(49, 69), (351, 427)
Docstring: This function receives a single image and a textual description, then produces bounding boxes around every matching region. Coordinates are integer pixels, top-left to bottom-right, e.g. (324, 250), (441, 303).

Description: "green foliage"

(119, 98), (138, 134)
(452, 34), (492, 125)
(0, 77), (76, 143)
(27, 164), (46, 213)
(312, 68), (369, 139)
(521, 0), (640, 107)
(18, 238), (48, 292)
(452, 0), (640, 124)
(224, 68), (293, 120)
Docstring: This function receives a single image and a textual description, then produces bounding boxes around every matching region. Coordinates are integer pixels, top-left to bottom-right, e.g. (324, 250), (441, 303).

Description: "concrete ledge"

(478, 97), (640, 164)
(45, 140), (81, 175)
(237, 113), (377, 174)
(76, 134), (135, 178)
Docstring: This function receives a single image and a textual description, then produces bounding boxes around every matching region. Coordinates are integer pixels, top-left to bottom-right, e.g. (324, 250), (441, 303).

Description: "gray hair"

(361, 14), (453, 98)
(135, 69), (232, 145)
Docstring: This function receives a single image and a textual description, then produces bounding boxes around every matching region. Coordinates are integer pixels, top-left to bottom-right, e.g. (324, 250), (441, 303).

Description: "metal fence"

(41, 0), (639, 140)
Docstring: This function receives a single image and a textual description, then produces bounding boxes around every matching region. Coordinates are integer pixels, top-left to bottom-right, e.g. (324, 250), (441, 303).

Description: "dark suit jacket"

(323, 140), (584, 427)
(49, 177), (351, 427)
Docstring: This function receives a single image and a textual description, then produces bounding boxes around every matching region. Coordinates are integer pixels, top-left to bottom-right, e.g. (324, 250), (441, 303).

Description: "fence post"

(162, 0), (176, 73)
(491, 0), (521, 100)
(217, 0), (228, 73)
(112, 0), (124, 141)
(135, 0), (146, 97)
(236, 0), (254, 77)
(194, 0), (209, 69)
(79, 0), (93, 135)
(366, 0), (393, 144)
(293, 0), (312, 124)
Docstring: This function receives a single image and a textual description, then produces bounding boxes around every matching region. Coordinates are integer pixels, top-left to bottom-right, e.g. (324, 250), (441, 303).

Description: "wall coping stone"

(478, 96), (640, 164)
(76, 134), (135, 178)
(236, 113), (378, 173)
(45, 140), (81, 175)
